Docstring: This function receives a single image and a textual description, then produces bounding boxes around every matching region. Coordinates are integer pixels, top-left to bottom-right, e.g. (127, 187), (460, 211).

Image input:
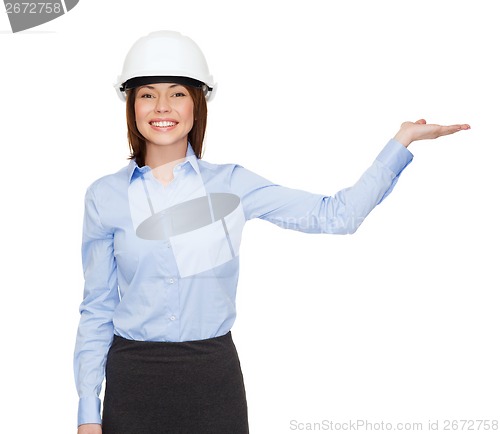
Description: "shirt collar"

(128, 143), (201, 183)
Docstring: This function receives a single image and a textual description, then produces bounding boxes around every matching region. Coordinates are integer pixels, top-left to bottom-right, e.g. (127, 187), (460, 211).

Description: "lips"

(150, 120), (177, 127)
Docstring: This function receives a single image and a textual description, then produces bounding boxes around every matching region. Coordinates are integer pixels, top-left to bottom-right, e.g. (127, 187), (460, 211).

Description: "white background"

(1, 1), (498, 432)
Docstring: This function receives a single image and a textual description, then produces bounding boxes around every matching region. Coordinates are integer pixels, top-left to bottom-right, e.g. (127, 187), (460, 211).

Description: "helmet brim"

(121, 76), (212, 93)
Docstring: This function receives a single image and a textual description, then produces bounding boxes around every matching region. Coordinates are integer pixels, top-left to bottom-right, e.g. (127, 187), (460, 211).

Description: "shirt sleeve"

(230, 138), (413, 234)
(73, 185), (119, 426)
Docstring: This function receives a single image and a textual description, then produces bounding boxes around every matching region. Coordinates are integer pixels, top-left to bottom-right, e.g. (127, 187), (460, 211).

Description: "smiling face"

(134, 83), (195, 156)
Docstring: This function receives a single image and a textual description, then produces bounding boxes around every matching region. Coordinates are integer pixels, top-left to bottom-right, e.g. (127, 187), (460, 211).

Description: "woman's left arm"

(230, 119), (470, 235)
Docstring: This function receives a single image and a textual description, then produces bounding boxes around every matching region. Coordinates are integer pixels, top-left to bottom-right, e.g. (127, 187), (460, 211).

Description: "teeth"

(151, 121), (176, 127)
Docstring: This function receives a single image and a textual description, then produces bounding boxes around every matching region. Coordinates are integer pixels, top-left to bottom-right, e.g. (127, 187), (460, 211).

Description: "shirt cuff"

(78, 396), (102, 427)
(375, 138), (413, 176)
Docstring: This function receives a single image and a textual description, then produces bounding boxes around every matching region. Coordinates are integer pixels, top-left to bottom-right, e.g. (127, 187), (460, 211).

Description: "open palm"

(395, 119), (470, 147)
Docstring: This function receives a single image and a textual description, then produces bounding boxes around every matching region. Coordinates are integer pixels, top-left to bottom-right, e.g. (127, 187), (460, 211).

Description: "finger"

(448, 124), (471, 131)
(439, 124), (470, 137)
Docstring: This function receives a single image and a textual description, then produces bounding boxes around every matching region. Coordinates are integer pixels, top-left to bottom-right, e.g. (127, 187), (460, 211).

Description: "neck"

(145, 142), (188, 169)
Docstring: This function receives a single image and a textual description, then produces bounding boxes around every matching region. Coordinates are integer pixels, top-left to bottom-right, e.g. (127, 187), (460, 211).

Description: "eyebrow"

(141, 84), (182, 90)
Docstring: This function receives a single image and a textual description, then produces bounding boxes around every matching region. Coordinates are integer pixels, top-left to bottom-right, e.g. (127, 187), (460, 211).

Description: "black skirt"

(102, 332), (249, 434)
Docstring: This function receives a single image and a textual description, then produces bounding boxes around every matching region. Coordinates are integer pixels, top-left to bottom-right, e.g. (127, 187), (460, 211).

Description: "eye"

(139, 93), (154, 99)
(172, 92), (186, 97)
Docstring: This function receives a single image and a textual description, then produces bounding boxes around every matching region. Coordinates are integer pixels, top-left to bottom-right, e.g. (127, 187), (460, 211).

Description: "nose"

(155, 94), (171, 113)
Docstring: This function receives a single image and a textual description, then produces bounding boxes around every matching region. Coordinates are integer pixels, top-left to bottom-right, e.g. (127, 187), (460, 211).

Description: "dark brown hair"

(126, 85), (208, 167)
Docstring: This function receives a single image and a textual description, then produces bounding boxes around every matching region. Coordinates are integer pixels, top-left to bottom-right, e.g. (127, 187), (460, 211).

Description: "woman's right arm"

(74, 185), (119, 428)
(77, 423), (102, 434)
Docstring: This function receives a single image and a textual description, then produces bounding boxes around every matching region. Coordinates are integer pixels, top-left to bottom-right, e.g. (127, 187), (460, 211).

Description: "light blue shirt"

(74, 139), (413, 425)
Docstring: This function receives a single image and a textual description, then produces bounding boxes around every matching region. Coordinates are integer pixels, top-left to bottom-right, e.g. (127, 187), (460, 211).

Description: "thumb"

(415, 119), (427, 125)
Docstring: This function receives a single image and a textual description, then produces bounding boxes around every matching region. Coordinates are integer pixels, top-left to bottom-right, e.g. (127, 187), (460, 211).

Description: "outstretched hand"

(394, 119), (470, 148)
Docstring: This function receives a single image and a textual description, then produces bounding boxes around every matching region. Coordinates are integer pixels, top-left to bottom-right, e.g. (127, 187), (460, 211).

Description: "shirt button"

(170, 315), (176, 321)
(166, 243), (171, 249)
(169, 278), (175, 284)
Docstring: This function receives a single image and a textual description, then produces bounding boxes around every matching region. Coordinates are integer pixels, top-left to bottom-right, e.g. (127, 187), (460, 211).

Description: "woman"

(74, 31), (469, 434)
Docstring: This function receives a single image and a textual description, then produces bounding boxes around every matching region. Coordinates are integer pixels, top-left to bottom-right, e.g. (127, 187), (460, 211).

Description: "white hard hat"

(115, 31), (216, 102)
